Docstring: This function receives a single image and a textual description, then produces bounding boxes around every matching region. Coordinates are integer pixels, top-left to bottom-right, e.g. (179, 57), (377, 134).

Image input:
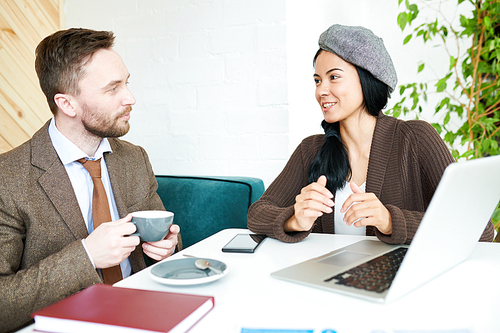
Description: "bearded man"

(0, 28), (180, 333)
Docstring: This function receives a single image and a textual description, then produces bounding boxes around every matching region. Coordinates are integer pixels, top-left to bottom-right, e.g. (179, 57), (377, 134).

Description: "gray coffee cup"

(130, 210), (174, 242)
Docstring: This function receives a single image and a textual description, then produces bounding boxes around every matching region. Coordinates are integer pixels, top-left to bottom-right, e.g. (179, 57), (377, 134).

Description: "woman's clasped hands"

(284, 175), (392, 235)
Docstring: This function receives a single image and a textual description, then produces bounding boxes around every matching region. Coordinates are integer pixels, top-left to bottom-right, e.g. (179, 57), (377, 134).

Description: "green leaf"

(444, 131), (457, 144)
(460, 15), (469, 29)
(491, 207), (500, 223)
(418, 63), (425, 73)
(408, 4), (419, 23)
(435, 73), (452, 92)
(404, 34), (412, 44)
(482, 139), (495, 152)
(443, 113), (451, 125)
(410, 91), (419, 110)
(477, 61), (488, 74)
(398, 12), (408, 31)
(449, 56), (457, 70)
(436, 82), (447, 92)
(430, 19), (438, 34)
(431, 123), (443, 134)
(424, 30), (430, 42)
(484, 16), (491, 29)
(462, 150), (475, 159)
(492, 140), (499, 151)
(436, 97), (450, 113)
(441, 26), (448, 37)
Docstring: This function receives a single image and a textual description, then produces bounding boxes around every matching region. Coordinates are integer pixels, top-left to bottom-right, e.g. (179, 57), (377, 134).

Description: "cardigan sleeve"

(247, 137), (322, 243)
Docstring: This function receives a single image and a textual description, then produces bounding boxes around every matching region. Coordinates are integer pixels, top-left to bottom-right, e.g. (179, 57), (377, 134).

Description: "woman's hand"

(341, 181), (392, 235)
(284, 175), (334, 232)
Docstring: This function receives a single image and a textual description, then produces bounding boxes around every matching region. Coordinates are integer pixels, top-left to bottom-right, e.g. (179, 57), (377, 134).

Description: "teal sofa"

(155, 175), (265, 249)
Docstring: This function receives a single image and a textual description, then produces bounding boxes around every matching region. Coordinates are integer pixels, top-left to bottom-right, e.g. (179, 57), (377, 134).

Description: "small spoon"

(194, 259), (222, 274)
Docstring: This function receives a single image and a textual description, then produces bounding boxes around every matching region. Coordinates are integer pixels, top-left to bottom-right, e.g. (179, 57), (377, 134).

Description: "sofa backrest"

(155, 175), (265, 249)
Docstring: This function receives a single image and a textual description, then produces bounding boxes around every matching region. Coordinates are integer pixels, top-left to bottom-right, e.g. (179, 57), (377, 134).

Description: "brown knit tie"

(78, 158), (123, 284)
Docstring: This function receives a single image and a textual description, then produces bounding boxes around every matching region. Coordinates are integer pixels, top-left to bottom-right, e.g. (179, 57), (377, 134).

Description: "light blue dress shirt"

(48, 118), (132, 279)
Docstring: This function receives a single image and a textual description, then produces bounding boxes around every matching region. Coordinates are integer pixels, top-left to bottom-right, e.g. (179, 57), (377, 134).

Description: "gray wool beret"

(318, 24), (398, 91)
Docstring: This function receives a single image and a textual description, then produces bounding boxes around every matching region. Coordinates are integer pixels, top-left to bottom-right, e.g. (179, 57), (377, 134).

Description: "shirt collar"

(48, 118), (113, 165)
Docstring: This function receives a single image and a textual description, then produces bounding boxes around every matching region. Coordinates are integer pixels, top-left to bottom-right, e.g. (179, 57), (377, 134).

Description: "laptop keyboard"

(324, 247), (408, 293)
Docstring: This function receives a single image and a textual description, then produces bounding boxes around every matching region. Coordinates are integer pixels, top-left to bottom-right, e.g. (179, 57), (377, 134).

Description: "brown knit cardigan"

(247, 113), (495, 244)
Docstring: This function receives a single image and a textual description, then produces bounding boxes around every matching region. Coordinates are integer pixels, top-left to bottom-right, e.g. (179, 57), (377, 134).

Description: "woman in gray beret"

(248, 24), (494, 244)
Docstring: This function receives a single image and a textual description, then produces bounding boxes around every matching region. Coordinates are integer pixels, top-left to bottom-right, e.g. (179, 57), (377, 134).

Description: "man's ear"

(54, 93), (77, 117)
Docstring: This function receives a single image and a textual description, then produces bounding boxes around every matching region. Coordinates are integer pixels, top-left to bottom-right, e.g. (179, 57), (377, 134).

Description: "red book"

(31, 284), (214, 333)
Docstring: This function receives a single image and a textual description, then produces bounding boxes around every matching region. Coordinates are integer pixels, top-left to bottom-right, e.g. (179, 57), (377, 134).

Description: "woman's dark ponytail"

(308, 120), (351, 194)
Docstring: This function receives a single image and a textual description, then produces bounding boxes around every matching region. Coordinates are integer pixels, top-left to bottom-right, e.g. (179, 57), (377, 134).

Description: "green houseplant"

(387, 0), (500, 239)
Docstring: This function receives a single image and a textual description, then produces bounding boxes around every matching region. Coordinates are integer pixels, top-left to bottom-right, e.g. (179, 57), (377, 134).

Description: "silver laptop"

(271, 155), (500, 303)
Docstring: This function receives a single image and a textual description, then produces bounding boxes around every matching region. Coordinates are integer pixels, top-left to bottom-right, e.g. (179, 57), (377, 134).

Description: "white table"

(20, 229), (500, 332)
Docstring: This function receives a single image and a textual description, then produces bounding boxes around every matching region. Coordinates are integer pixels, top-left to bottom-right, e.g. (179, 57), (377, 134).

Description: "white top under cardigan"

(334, 182), (367, 235)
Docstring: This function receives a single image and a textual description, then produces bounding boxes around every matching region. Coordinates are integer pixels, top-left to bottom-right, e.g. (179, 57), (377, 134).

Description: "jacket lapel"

(31, 122), (88, 240)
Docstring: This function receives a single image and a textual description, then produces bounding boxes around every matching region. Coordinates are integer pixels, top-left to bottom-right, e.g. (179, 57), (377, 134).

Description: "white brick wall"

(65, 0), (288, 187)
(64, 0), (451, 188)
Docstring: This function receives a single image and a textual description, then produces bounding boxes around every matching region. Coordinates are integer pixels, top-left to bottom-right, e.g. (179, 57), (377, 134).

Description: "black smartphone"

(221, 233), (267, 253)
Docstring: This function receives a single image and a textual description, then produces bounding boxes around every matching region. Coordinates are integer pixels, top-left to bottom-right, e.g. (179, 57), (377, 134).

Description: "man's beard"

(81, 104), (131, 138)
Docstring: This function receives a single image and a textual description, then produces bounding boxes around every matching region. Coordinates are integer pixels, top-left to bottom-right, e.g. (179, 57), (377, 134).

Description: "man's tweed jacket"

(0, 121), (166, 332)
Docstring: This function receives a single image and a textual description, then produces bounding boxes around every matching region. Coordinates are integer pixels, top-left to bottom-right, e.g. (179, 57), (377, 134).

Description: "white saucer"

(149, 258), (228, 286)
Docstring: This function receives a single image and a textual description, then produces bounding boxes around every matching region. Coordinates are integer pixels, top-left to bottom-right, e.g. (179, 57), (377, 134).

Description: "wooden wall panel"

(0, 0), (63, 153)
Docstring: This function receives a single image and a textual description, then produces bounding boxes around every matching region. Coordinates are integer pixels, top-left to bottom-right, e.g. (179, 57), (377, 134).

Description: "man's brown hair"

(35, 28), (115, 115)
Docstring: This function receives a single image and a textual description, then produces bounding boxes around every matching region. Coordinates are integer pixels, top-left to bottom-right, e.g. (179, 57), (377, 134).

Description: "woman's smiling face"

(314, 50), (365, 124)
